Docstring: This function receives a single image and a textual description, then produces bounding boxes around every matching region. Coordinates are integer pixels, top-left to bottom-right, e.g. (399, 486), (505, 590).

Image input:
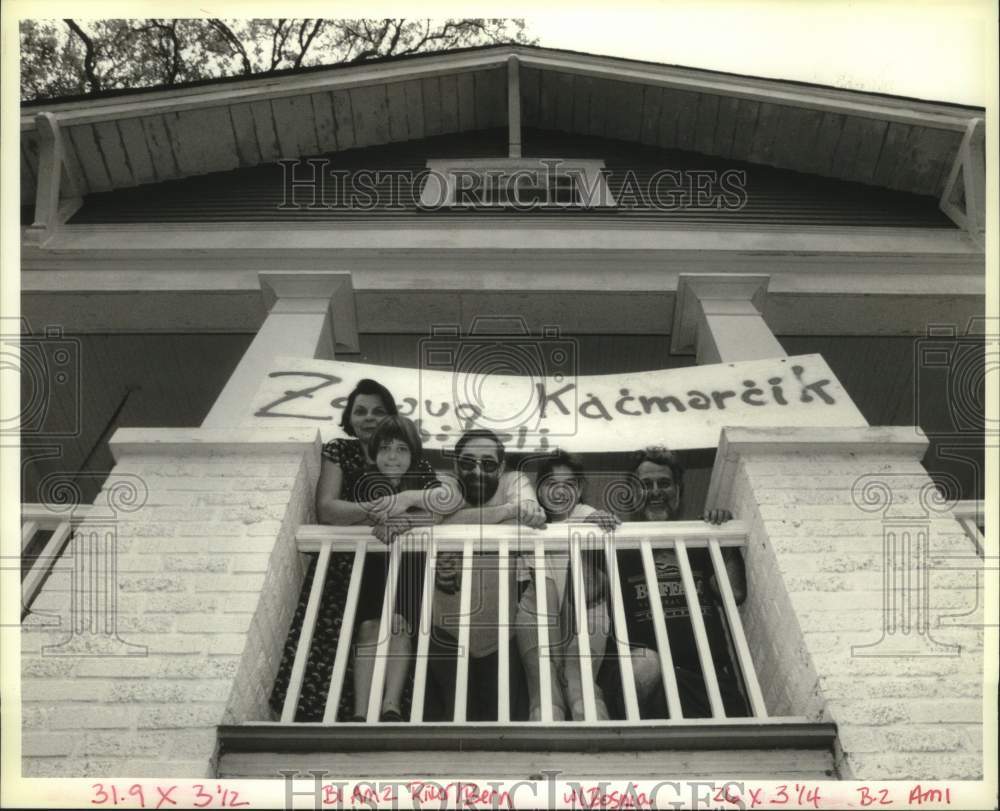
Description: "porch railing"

(286, 520), (767, 725)
(954, 499), (985, 556)
(20, 502), (90, 617)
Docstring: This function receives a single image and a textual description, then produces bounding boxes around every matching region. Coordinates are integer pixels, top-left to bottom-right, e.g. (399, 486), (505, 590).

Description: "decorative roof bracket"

(940, 117), (985, 248)
(25, 112), (82, 247)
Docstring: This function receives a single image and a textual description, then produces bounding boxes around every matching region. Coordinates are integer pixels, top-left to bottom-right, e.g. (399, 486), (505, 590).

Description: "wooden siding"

(19, 333), (251, 507)
(24, 69), (507, 202)
(21, 61), (973, 208)
(781, 335), (985, 504)
(518, 67), (964, 197)
(67, 129), (953, 228)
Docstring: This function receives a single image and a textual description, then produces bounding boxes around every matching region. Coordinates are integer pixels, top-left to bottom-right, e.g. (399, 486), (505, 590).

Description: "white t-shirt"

(523, 503), (599, 610)
(432, 471), (536, 657)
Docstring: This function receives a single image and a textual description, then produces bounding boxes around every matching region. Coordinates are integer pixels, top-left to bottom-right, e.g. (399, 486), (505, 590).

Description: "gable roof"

(21, 42), (980, 112)
(21, 44), (983, 208)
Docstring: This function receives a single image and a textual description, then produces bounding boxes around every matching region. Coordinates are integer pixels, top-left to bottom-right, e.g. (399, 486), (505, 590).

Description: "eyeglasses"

(640, 478), (676, 491)
(457, 456), (500, 474)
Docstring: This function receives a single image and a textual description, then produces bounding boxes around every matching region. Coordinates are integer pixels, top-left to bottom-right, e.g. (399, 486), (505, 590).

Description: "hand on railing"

(581, 510), (622, 532)
(370, 511), (434, 544)
(702, 509), (732, 525)
(365, 493), (420, 525)
(508, 499), (547, 529)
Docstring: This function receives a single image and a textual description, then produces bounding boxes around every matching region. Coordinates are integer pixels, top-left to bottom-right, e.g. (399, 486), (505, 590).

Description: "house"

(16, 44), (988, 788)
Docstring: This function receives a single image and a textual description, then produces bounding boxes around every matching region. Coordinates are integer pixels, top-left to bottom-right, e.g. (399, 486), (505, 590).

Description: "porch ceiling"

(20, 45), (983, 208)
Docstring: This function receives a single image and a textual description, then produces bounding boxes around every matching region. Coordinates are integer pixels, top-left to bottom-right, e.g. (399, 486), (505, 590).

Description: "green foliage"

(21, 18), (535, 101)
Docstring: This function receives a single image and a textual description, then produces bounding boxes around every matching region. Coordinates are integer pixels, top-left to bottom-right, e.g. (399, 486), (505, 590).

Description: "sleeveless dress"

(268, 438), (438, 721)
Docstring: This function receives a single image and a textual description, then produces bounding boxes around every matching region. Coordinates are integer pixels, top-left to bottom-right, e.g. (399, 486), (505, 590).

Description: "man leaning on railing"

(421, 428), (546, 721)
(599, 445), (750, 719)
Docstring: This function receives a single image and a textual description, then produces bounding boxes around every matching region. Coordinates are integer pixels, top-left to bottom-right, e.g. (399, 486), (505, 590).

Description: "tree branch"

(396, 19), (468, 56)
(27, 17), (535, 100)
(269, 19), (292, 71)
(344, 18), (393, 63)
(375, 18), (392, 52)
(134, 19), (182, 85)
(294, 19), (324, 68)
(64, 19), (100, 92)
(208, 18), (252, 75)
(166, 21), (182, 84)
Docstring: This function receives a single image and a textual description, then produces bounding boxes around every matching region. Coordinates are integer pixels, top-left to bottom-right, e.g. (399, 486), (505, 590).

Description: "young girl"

(515, 450), (619, 721)
(272, 378), (403, 721)
(348, 414), (452, 722)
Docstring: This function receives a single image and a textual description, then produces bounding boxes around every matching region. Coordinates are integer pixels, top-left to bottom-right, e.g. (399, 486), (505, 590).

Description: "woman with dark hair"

(315, 378), (404, 525)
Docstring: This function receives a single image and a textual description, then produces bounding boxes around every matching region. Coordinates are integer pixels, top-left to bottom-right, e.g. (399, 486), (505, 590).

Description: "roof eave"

(20, 43), (983, 133)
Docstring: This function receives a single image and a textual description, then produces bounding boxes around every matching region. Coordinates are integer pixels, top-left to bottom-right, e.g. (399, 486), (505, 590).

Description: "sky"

(521, 1), (992, 107)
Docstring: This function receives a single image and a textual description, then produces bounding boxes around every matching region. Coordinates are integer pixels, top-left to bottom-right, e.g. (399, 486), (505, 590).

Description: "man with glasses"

(425, 428), (546, 721)
(601, 446), (749, 719)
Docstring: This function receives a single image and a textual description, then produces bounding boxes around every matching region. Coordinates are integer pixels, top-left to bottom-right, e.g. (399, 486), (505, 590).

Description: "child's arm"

(367, 488), (424, 517)
(365, 468), (463, 523)
(388, 468), (466, 519)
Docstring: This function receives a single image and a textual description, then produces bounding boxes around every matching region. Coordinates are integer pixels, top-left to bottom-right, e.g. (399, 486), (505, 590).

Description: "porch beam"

(22, 223), (984, 257)
(218, 719), (838, 752)
(200, 272), (356, 428)
(507, 55), (522, 158)
(20, 284), (985, 337)
(670, 273), (786, 363)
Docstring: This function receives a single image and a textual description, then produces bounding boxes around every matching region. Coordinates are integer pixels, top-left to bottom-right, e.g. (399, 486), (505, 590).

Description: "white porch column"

(21, 428), (321, 777)
(670, 273), (786, 364)
(706, 426), (984, 780)
(202, 272), (357, 428)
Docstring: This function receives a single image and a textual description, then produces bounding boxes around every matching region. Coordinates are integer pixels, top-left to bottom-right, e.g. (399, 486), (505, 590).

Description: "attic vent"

(420, 158), (616, 210)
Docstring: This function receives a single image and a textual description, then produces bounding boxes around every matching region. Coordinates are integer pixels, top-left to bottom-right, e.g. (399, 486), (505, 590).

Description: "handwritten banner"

(245, 353), (867, 452)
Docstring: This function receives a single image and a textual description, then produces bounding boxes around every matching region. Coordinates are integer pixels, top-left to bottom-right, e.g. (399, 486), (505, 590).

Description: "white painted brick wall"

(20, 434), (318, 778)
(726, 439), (984, 780)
